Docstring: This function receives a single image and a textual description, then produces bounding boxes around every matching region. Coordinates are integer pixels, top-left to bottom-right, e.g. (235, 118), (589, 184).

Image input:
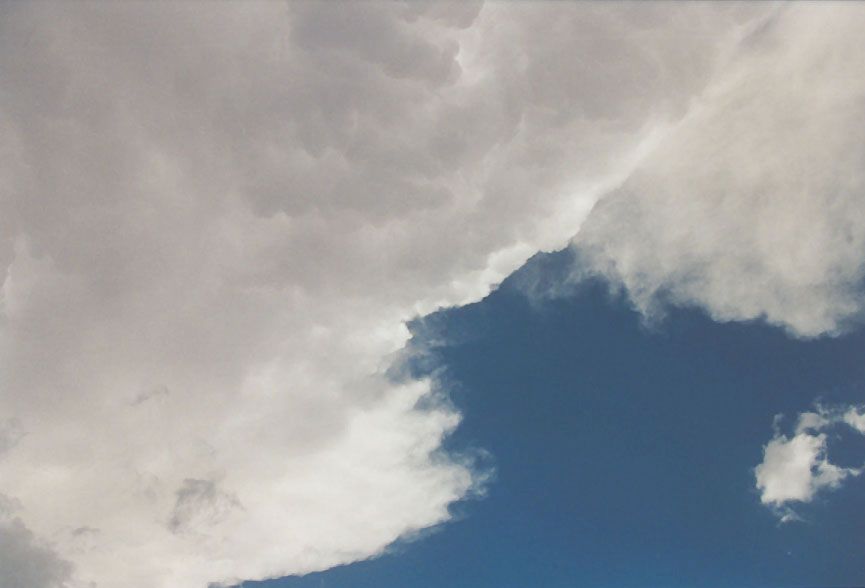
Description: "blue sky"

(252, 249), (865, 588)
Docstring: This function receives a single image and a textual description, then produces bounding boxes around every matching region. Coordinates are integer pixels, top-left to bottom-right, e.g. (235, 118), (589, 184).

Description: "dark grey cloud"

(0, 516), (72, 588)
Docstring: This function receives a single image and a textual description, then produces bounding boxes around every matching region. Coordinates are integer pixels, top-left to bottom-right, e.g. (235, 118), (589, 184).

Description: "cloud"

(0, 418), (24, 457)
(0, 2), (786, 587)
(755, 405), (865, 520)
(844, 407), (865, 433)
(0, 498), (72, 588)
(168, 479), (243, 535)
(756, 431), (855, 508)
(573, 3), (865, 338)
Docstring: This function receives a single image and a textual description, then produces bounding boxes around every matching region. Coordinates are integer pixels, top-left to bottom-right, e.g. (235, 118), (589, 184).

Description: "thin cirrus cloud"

(0, 2), (862, 588)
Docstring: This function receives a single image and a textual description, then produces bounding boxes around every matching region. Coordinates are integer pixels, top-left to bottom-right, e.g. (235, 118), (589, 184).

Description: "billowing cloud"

(755, 405), (865, 521)
(573, 3), (865, 338)
(0, 2), (779, 587)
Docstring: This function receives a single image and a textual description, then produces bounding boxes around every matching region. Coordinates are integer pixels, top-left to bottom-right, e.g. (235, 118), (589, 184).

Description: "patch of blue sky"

(250, 248), (865, 588)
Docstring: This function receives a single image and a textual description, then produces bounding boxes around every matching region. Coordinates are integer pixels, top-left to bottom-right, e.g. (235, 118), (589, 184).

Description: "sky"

(1, 2), (865, 588)
(250, 250), (865, 588)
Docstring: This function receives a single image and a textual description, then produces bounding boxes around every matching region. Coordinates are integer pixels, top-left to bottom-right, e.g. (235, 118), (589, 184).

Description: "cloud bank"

(756, 405), (865, 522)
(0, 3), (775, 587)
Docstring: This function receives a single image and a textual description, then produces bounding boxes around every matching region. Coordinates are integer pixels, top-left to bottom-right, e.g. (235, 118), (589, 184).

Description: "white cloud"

(843, 407), (865, 433)
(0, 3), (774, 587)
(573, 3), (865, 338)
(756, 433), (856, 507)
(755, 405), (865, 520)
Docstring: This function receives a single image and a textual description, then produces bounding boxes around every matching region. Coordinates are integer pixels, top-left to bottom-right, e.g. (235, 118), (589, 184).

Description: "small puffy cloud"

(756, 433), (856, 507)
(755, 405), (865, 520)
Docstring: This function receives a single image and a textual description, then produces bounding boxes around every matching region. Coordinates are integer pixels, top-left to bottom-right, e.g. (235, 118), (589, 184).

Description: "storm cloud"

(3, 2), (861, 587)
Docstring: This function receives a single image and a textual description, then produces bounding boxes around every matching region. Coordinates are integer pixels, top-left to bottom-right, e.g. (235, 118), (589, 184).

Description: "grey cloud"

(0, 2), (786, 587)
(169, 479), (243, 535)
(0, 418), (24, 456)
(0, 517), (72, 588)
(130, 385), (170, 407)
(291, 3), (463, 84)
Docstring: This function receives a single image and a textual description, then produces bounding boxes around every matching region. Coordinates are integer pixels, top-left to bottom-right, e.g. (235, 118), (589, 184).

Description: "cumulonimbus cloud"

(1, 2), (857, 587)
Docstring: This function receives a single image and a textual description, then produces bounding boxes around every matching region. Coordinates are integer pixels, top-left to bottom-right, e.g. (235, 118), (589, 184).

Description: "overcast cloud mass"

(1, 2), (864, 587)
